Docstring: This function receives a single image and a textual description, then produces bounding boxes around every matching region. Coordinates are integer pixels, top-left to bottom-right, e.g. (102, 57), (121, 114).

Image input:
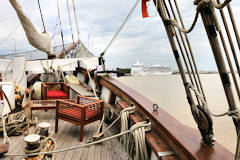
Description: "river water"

(115, 74), (239, 152)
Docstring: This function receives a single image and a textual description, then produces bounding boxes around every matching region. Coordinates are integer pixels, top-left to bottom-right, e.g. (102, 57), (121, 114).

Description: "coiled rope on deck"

(4, 105), (151, 160)
(4, 122), (151, 158)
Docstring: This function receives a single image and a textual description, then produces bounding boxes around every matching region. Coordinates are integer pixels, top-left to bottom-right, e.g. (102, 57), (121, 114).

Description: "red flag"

(142, 0), (150, 18)
(0, 91), (3, 101)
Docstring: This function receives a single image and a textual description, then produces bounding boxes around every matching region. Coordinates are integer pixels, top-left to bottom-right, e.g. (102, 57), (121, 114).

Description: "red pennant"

(142, 0), (150, 18)
(0, 92), (3, 101)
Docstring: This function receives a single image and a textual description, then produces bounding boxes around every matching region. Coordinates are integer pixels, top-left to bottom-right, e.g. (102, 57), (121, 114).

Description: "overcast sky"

(0, 0), (240, 70)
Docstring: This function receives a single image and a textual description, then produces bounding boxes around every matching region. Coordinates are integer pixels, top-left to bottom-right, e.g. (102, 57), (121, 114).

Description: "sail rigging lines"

(100, 0), (140, 57)
(37, 0), (46, 32)
(66, 0), (74, 44)
(56, 0), (65, 53)
(0, 26), (19, 46)
(71, 0), (84, 56)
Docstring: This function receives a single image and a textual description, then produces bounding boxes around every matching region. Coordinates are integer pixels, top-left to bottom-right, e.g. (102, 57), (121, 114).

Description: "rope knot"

(130, 121), (151, 133)
(195, 0), (231, 10)
(120, 105), (135, 115)
(228, 109), (240, 120)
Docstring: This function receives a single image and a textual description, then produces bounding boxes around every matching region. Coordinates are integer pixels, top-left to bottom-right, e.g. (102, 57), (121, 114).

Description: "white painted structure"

(131, 60), (172, 76)
(0, 82), (15, 116)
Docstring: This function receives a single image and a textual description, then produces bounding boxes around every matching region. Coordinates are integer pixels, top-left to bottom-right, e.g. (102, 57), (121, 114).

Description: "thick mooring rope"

(4, 105), (150, 160)
(4, 121), (151, 157)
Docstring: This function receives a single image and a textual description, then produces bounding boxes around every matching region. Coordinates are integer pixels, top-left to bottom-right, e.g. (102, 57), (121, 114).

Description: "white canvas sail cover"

(0, 59), (13, 81)
(0, 82), (15, 116)
(0, 55), (27, 89)
(26, 57), (99, 74)
(9, 0), (53, 56)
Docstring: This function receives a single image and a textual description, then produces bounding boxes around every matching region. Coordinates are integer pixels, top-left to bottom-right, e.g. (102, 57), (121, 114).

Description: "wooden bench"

(117, 100), (177, 160)
(30, 100), (57, 119)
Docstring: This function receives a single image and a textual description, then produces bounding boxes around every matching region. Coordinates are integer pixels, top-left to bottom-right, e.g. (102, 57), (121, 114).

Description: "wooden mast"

(197, 2), (239, 131)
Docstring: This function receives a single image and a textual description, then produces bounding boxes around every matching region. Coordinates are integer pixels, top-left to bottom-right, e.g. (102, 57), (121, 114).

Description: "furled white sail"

(9, 0), (53, 56)
(26, 57), (99, 74)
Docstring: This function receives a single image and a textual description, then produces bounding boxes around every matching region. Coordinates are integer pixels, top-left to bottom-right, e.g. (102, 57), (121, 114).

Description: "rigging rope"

(57, 0), (65, 52)
(227, 5), (240, 56)
(162, 0), (232, 34)
(67, 0), (75, 45)
(71, 0), (85, 56)
(66, 0), (75, 57)
(172, 0), (207, 101)
(165, 0), (205, 105)
(37, 0), (46, 32)
(185, 82), (240, 118)
(86, 69), (98, 99)
(211, 0), (240, 101)
(93, 105), (135, 139)
(100, 0), (140, 57)
(0, 26), (18, 46)
(4, 121), (151, 158)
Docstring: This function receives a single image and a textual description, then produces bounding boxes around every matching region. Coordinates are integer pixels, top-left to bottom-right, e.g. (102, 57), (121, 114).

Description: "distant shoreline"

(172, 71), (219, 74)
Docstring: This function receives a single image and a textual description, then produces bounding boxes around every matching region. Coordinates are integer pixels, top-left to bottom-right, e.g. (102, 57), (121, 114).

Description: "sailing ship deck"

(1, 110), (127, 160)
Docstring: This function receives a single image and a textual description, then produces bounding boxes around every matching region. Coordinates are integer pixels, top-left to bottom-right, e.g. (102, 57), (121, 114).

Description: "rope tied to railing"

(128, 121), (151, 160)
(93, 104), (135, 139)
(120, 104), (135, 149)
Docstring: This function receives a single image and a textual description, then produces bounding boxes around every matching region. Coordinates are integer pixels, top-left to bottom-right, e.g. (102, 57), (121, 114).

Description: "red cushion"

(47, 90), (68, 98)
(59, 108), (100, 121)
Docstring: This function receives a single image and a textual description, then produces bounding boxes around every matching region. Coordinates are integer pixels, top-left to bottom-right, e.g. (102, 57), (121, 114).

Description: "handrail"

(99, 76), (234, 160)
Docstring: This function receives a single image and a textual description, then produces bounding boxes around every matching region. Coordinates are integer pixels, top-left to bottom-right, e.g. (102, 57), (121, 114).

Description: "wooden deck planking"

(69, 125), (91, 160)
(0, 110), (125, 160)
(76, 124), (95, 160)
(63, 125), (88, 160)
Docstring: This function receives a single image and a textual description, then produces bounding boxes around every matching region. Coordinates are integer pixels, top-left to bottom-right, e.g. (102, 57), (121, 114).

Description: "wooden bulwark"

(99, 76), (234, 160)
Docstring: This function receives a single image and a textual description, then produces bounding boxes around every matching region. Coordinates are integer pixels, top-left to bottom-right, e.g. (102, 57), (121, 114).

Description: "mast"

(153, 0), (214, 145)
(196, 1), (239, 131)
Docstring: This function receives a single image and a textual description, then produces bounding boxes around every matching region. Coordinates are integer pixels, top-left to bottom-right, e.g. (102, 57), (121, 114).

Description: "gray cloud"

(0, 0), (240, 71)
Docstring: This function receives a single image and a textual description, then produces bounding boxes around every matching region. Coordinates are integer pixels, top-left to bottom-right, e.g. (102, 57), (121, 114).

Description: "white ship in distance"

(131, 60), (172, 76)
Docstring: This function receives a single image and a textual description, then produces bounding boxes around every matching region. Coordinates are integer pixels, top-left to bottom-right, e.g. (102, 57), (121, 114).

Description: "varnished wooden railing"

(98, 76), (234, 160)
